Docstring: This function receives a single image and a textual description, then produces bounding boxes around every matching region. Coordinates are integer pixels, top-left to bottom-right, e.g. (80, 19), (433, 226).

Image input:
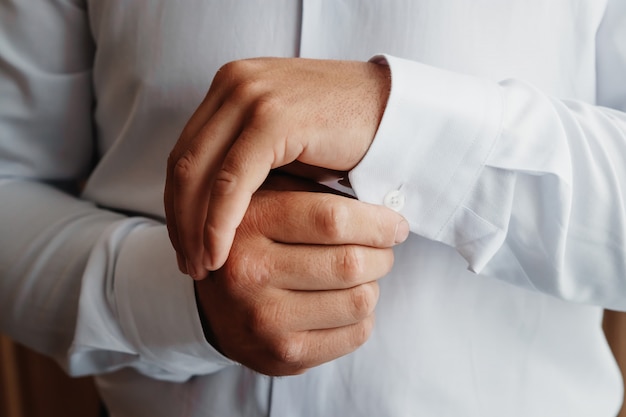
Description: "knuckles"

(210, 166), (241, 197)
(221, 245), (272, 293)
(267, 333), (306, 369)
(215, 248), (379, 376)
(353, 314), (376, 349)
(230, 77), (269, 105)
(170, 151), (199, 186)
(348, 283), (379, 322)
(313, 196), (350, 243)
(197, 175), (384, 377)
(215, 59), (261, 84)
(247, 94), (283, 125)
(337, 245), (366, 285)
(216, 60), (280, 113)
(247, 302), (312, 376)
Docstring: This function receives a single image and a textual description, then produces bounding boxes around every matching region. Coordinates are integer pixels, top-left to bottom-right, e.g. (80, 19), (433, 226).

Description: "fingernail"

(202, 252), (213, 271)
(394, 219), (410, 244)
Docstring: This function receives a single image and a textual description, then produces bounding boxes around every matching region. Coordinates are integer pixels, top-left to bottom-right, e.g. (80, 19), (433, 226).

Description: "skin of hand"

(165, 57), (391, 279)
(194, 174), (409, 376)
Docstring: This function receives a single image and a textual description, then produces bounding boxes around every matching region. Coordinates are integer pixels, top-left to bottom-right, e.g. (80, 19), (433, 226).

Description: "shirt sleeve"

(0, 0), (234, 381)
(350, 0), (626, 311)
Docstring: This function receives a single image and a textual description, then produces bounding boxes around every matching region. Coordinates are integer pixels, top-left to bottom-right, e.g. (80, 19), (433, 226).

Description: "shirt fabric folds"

(1, 1), (626, 416)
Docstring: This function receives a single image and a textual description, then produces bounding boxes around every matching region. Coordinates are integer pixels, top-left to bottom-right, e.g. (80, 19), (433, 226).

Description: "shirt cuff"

(70, 219), (235, 381)
(113, 222), (236, 377)
(350, 54), (503, 245)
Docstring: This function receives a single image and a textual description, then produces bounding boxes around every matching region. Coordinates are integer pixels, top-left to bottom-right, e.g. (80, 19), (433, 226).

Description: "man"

(1, 1), (625, 416)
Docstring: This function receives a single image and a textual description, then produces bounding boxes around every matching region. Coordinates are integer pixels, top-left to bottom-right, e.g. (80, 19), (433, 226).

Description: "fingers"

(256, 244), (395, 291)
(202, 121), (286, 270)
(257, 282), (380, 332)
(252, 190), (409, 248)
(165, 60), (256, 278)
(196, 188), (398, 376)
(252, 314), (376, 376)
(164, 75), (227, 273)
(167, 100), (247, 279)
(220, 188), (405, 290)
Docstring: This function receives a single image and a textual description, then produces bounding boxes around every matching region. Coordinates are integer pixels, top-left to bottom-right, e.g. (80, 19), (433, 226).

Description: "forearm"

(0, 179), (124, 361)
(0, 179), (233, 379)
(350, 55), (626, 309)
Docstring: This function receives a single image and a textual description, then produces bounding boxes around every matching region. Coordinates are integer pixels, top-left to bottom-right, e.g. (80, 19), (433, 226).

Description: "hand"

(194, 175), (408, 376)
(165, 57), (391, 277)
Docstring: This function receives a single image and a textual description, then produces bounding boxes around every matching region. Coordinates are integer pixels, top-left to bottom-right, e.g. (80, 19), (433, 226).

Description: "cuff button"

(383, 190), (405, 211)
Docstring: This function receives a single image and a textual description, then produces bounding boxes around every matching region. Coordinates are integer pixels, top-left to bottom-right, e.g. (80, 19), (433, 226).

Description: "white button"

(383, 190), (405, 211)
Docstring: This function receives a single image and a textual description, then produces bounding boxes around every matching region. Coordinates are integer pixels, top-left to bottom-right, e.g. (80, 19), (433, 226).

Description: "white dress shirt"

(1, 0), (626, 416)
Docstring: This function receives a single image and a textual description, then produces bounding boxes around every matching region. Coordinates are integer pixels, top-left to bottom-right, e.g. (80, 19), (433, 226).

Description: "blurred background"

(1, 310), (626, 417)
